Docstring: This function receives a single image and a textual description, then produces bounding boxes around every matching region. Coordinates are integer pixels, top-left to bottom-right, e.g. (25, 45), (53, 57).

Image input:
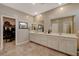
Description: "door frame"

(1, 15), (17, 50)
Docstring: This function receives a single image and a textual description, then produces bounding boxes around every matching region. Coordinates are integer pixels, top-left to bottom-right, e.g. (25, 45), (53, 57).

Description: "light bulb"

(60, 7), (63, 10)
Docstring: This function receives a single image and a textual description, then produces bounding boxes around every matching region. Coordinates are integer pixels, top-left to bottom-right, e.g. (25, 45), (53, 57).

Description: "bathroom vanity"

(30, 31), (77, 56)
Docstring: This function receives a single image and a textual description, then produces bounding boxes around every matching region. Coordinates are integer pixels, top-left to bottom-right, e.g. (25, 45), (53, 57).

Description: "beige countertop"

(30, 31), (78, 39)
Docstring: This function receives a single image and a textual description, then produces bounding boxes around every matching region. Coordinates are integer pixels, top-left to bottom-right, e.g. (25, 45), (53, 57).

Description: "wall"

(0, 4), (34, 50)
(39, 3), (79, 33)
(16, 19), (29, 45)
(34, 15), (44, 25)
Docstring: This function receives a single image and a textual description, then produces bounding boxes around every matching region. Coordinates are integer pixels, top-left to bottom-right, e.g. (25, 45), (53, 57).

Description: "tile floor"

(0, 41), (68, 56)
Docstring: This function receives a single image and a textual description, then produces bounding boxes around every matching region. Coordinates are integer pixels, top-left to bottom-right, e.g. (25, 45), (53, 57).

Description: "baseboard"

(30, 41), (71, 56)
(16, 40), (29, 45)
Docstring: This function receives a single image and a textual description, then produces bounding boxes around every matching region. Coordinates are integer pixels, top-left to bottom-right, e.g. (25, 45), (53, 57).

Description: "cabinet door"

(59, 37), (77, 55)
(30, 33), (41, 43)
(30, 33), (47, 45)
(47, 35), (59, 50)
(35, 34), (47, 46)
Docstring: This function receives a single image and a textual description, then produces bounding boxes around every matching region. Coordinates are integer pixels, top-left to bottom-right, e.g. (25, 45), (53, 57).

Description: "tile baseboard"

(16, 40), (29, 45)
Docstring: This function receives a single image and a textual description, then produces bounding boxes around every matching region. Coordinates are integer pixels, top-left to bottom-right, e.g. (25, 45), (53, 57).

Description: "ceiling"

(2, 3), (65, 16)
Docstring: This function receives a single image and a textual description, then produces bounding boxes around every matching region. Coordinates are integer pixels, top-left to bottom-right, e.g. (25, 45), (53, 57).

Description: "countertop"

(30, 31), (78, 39)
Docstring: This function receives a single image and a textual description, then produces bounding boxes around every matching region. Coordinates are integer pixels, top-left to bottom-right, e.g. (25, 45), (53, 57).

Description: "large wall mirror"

(31, 15), (44, 32)
(51, 16), (75, 34)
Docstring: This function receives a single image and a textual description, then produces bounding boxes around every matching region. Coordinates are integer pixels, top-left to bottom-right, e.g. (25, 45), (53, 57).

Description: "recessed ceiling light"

(26, 16), (29, 18)
(39, 14), (42, 17)
(58, 3), (62, 5)
(34, 12), (38, 15)
(60, 7), (63, 10)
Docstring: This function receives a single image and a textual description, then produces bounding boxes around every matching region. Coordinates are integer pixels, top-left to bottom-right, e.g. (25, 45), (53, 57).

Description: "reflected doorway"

(3, 17), (16, 51)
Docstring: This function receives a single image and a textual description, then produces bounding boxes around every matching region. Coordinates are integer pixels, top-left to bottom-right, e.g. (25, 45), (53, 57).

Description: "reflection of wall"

(63, 22), (70, 33)
(34, 15), (44, 25)
(52, 23), (59, 33)
(32, 15), (44, 31)
(62, 18), (72, 33)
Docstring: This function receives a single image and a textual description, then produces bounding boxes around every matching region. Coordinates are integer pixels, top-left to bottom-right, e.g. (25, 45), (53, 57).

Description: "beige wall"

(34, 15), (44, 25)
(0, 4), (34, 50)
(35, 3), (79, 33)
(16, 19), (29, 45)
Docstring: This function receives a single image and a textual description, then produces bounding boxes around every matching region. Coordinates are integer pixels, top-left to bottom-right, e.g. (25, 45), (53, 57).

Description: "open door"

(0, 16), (16, 51)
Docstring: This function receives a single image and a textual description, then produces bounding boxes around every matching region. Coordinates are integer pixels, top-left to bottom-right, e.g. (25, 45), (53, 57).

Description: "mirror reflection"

(51, 16), (75, 34)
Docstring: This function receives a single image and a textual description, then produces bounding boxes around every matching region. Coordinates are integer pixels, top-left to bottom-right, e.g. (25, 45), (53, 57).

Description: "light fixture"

(20, 23), (26, 25)
(58, 3), (62, 5)
(26, 16), (29, 18)
(34, 12), (38, 15)
(32, 3), (36, 5)
(39, 14), (42, 17)
(60, 7), (63, 10)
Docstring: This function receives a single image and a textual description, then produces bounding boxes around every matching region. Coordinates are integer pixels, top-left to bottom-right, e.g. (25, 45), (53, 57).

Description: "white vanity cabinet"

(30, 32), (77, 56)
(46, 35), (59, 50)
(30, 33), (48, 46)
(30, 33), (59, 50)
(59, 37), (77, 55)
(30, 33), (41, 43)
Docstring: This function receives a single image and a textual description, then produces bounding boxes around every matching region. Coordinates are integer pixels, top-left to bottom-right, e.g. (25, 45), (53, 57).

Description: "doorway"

(2, 16), (16, 51)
